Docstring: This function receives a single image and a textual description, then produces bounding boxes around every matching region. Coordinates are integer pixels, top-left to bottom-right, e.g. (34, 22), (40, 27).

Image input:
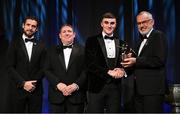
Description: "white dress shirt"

(102, 32), (116, 58)
(22, 34), (34, 61)
(138, 28), (153, 56)
(63, 44), (73, 69)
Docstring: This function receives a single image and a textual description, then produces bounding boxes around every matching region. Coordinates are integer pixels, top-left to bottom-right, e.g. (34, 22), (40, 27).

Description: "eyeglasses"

(137, 19), (152, 25)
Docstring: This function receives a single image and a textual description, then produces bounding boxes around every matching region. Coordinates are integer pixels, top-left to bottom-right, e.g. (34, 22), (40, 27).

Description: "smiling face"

(136, 12), (154, 35)
(101, 18), (116, 36)
(22, 19), (38, 38)
(59, 25), (75, 45)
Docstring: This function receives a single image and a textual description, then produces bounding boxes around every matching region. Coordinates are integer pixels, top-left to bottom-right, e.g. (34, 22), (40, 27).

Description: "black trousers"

(11, 93), (42, 113)
(135, 93), (164, 113)
(49, 99), (85, 113)
(87, 83), (121, 113)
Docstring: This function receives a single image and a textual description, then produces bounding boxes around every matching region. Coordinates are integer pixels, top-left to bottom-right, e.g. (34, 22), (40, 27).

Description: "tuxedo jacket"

(135, 29), (168, 95)
(7, 37), (46, 98)
(44, 43), (87, 104)
(85, 34), (127, 93)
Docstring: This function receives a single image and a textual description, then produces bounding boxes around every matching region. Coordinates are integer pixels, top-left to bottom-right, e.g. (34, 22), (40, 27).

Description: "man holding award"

(121, 11), (168, 112)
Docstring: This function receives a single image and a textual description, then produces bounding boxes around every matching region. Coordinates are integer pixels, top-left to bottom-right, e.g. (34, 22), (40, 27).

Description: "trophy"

(121, 44), (128, 61)
(119, 43), (137, 62)
(165, 84), (180, 112)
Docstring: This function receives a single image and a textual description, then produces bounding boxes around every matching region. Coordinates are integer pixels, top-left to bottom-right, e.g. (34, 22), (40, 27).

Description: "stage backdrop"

(0, 0), (179, 113)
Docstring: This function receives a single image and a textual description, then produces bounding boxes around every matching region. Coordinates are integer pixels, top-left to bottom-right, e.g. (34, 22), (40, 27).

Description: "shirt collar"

(146, 28), (153, 38)
(102, 31), (113, 38)
(62, 42), (73, 46)
(22, 34), (34, 41)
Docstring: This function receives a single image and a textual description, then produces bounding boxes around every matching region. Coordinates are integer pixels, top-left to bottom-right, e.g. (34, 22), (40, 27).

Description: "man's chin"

(106, 32), (113, 36)
(140, 31), (148, 35)
(24, 33), (34, 38)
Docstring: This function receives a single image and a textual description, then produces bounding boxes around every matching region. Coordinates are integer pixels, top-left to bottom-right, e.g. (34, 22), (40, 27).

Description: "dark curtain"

(0, 0), (179, 112)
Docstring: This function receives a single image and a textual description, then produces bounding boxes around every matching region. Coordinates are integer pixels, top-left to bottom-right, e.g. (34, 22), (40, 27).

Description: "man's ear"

(100, 22), (103, 27)
(22, 23), (24, 29)
(73, 32), (76, 38)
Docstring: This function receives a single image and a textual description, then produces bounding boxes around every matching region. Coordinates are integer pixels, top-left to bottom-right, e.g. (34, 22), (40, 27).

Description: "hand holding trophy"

(121, 44), (128, 61)
(119, 42), (137, 67)
(120, 43), (134, 61)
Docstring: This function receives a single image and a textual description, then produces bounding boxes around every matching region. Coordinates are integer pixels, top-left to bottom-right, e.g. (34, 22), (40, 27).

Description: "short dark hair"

(60, 24), (74, 32)
(101, 12), (116, 21)
(23, 16), (39, 27)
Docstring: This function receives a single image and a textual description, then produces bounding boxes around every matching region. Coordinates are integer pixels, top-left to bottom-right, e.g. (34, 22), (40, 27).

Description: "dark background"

(0, 0), (179, 112)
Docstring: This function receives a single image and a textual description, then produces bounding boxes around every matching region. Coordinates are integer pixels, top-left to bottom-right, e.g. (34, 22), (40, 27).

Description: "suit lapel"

(138, 30), (154, 56)
(139, 40), (149, 56)
(67, 44), (78, 69)
(97, 35), (109, 65)
(20, 38), (29, 62)
(57, 46), (66, 70)
(97, 35), (120, 66)
(114, 37), (120, 65)
(31, 41), (38, 62)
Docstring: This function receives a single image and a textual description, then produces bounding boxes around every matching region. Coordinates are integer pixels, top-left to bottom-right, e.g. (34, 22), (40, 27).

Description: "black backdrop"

(0, 0), (179, 112)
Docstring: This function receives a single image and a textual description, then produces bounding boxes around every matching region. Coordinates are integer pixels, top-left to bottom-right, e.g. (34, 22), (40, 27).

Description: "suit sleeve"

(85, 38), (109, 80)
(7, 41), (25, 88)
(33, 44), (46, 81)
(44, 47), (61, 88)
(74, 52), (87, 90)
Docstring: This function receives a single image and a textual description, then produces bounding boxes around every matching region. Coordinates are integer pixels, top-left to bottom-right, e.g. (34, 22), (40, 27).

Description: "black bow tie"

(25, 38), (35, 43)
(104, 35), (114, 40)
(63, 45), (73, 49)
(141, 35), (148, 40)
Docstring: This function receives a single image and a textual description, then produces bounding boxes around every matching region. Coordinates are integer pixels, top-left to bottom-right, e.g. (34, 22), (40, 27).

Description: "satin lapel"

(20, 38), (29, 62)
(67, 44), (78, 69)
(97, 36), (108, 65)
(138, 30), (154, 56)
(30, 42), (38, 62)
(57, 46), (66, 70)
(114, 37), (120, 65)
(137, 39), (142, 50)
(139, 40), (149, 56)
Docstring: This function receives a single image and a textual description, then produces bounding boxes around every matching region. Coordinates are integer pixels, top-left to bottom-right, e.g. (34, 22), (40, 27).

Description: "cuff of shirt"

(124, 71), (127, 77)
(73, 83), (79, 91)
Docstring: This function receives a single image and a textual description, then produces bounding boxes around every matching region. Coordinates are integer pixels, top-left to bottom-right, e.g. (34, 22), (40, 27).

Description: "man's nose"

(65, 33), (69, 36)
(29, 26), (33, 30)
(108, 23), (112, 27)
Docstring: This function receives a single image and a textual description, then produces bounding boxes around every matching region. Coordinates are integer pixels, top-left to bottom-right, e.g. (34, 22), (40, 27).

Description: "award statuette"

(165, 84), (180, 112)
(119, 43), (136, 61)
(121, 44), (128, 61)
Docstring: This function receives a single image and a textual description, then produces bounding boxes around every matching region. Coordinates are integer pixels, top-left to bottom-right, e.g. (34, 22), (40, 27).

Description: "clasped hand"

(23, 80), (37, 92)
(108, 68), (125, 79)
(57, 83), (78, 96)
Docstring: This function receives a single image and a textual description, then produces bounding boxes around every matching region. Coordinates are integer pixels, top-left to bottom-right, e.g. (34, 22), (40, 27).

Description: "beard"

(139, 31), (147, 36)
(23, 30), (35, 38)
(139, 29), (151, 36)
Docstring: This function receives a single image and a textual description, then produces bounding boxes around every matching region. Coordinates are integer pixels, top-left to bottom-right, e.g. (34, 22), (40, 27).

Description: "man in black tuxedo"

(7, 16), (46, 112)
(85, 12), (127, 113)
(121, 11), (168, 112)
(44, 24), (87, 113)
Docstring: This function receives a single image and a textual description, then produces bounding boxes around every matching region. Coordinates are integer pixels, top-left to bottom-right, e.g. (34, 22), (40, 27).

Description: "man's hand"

(23, 80), (37, 92)
(56, 83), (68, 96)
(65, 83), (79, 96)
(121, 57), (136, 67)
(57, 83), (79, 96)
(108, 68), (125, 79)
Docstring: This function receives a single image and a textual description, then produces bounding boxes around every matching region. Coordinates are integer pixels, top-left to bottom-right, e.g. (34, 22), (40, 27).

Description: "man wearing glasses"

(121, 11), (168, 112)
